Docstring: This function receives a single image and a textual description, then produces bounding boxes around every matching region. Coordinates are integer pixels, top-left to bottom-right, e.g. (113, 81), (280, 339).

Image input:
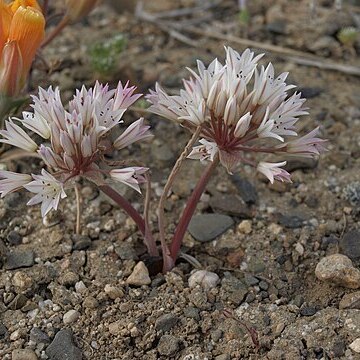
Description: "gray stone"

(7, 230), (22, 245)
(340, 230), (360, 260)
(244, 274), (259, 286)
(46, 329), (82, 360)
(300, 306), (317, 316)
(30, 327), (50, 344)
(0, 323), (7, 339)
(230, 175), (257, 205)
(72, 235), (91, 251)
(115, 242), (138, 260)
(183, 306), (200, 321)
(188, 214), (234, 242)
(7, 294), (28, 310)
(5, 250), (34, 269)
(220, 273), (248, 306)
(157, 335), (179, 356)
(155, 313), (179, 332)
(209, 194), (251, 218)
(277, 214), (304, 229)
(315, 254), (360, 289)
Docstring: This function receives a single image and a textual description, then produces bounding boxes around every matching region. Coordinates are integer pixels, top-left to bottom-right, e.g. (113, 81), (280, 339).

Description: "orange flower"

(0, 0), (45, 97)
(65, 0), (98, 23)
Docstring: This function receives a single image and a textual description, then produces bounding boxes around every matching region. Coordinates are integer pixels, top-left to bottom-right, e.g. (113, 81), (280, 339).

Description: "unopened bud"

(0, 41), (23, 97)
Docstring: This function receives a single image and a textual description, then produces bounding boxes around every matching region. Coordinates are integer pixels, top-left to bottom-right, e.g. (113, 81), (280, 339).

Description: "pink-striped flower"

(147, 47), (326, 182)
(0, 81), (152, 216)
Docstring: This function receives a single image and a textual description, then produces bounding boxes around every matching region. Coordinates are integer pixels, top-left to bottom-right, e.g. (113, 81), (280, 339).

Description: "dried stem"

(74, 183), (81, 235)
(169, 153), (219, 268)
(158, 126), (202, 272)
(99, 184), (146, 236)
(42, 16), (70, 48)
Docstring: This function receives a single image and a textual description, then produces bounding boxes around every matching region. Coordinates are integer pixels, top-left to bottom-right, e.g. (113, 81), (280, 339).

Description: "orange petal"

(0, 1), (13, 53)
(0, 40), (23, 97)
(8, 6), (45, 81)
(65, 0), (98, 23)
(9, 0), (42, 13)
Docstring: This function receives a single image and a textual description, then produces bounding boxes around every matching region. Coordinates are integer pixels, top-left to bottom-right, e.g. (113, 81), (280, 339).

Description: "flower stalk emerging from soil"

(0, 81), (157, 255)
(147, 46), (326, 271)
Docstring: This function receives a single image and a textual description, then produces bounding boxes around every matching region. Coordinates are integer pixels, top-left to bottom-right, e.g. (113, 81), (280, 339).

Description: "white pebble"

(188, 270), (219, 290)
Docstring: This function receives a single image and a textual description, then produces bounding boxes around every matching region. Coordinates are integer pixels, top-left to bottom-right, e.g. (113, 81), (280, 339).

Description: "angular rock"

(209, 194), (251, 218)
(30, 327), (50, 344)
(157, 335), (179, 356)
(315, 254), (360, 289)
(350, 338), (360, 353)
(188, 214), (234, 242)
(46, 329), (82, 360)
(12, 349), (38, 360)
(155, 313), (179, 332)
(5, 250), (34, 270)
(339, 291), (360, 310)
(340, 230), (360, 260)
(220, 273), (248, 306)
(126, 261), (151, 286)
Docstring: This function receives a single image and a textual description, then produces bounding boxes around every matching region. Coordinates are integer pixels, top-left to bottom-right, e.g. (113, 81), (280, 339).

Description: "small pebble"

(188, 270), (219, 290)
(104, 284), (124, 299)
(126, 261), (151, 286)
(63, 310), (80, 325)
(350, 338), (360, 353)
(237, 220), (252, 234)
(315, 254), (360, 289)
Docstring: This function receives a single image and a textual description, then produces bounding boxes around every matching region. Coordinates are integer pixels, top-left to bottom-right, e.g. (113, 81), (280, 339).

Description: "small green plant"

(337, 27), (359, 48)
(88, 34), (127, 76)
(238, 8), (250, 26)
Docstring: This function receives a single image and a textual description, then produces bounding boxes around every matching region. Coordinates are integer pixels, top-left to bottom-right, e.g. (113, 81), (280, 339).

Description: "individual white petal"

(0, 171), (32, 197)
(234, 112), (252, 138)
(0, 120), (37, 152)
(113, 118), (153, 150)
(257, 161), (291, 184)
(110, 167), (148, 193)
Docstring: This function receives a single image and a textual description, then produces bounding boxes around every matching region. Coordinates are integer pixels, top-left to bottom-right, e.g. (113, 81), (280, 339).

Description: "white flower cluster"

(0, 81), (152, 216)
(147, 47), (326, 182)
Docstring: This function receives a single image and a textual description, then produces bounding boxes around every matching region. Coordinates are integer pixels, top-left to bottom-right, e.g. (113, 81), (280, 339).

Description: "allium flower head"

(147, 47), (326, 182)
(0, 81), (152, 216)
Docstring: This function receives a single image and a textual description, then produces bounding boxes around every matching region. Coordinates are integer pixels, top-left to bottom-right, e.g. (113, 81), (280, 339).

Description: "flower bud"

(65, 0), (98, 23)
(0, 41), (23, 97)
(8, 5), (45, 86)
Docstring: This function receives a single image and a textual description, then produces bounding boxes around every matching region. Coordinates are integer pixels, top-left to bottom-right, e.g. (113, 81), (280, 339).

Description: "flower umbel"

(0, 81), (152, 216)
(147, 47), (326, 181)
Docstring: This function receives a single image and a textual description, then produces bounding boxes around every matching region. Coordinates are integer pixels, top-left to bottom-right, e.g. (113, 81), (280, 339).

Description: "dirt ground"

(1, 0), (360, 359)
